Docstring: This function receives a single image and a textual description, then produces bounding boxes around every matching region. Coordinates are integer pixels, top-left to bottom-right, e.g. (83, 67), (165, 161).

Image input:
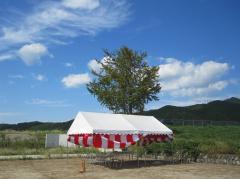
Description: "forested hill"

(0, 120), (73, 131)
(141, 97), (240, 121)
(1, 97), (239, 131)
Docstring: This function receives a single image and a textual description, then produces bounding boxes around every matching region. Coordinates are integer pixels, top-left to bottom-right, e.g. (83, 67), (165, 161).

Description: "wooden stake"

(80, 160), (86, 173)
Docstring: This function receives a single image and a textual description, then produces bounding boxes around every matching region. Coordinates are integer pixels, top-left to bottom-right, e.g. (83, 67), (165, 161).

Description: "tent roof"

(67, 112), (173, 135)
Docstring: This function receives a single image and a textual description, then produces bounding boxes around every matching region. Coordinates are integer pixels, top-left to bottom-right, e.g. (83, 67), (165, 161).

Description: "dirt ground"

(0, 158), (239, 179)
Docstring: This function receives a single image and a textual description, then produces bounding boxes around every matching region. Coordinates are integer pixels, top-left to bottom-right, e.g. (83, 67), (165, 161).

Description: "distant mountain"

(0, 120), (73, 131)
(224, 97), (240, 104)
(141, 97), (240, 121)
(1, 97), (239, 131)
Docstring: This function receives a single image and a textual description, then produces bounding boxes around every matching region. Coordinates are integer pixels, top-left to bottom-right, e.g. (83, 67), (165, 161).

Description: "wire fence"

(161, 119), (240, 126)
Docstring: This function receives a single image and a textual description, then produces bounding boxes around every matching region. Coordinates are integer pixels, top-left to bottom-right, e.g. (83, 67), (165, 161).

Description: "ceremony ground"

(0, 158), (239, 179)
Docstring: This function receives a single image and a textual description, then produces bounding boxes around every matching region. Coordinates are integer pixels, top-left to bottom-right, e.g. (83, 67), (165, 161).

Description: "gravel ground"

(0, 158), (239, 179)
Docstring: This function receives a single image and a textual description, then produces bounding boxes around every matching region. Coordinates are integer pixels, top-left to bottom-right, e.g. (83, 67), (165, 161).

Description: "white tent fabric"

(67, 112), (172, 135)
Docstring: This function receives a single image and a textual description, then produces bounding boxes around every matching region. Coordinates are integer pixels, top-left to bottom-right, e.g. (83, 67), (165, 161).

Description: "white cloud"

(0, 53), (15, 61)
(26, 98), (70, 107)
(62, 73), (90, 88)
(1, 27), (32, 44)
(34, 74), (46, 81)
(18, 43), (48, 65)
(88, 59), (102, 72)
(158, 58), (230, 96)
(62, 0), (100, 10)
(170, 81), (228, 97)
(88, 56), (110, 72)
(0, 0), (130, 64)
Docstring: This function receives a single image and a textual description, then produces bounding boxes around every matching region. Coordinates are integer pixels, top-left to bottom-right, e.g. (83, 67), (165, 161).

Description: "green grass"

(0, 126), (240, 156)
(171, 125), (240, 155)
(142, 125), (240, 161)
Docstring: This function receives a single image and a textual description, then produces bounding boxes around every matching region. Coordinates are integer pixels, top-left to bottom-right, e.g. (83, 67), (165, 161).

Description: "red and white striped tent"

(67, 112), (173, 149)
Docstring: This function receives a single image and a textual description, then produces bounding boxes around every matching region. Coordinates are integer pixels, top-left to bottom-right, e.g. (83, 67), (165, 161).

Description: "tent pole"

(137, 141), (139, 168)
(142, 141), (146, 166)
(112, 148), (114, 168)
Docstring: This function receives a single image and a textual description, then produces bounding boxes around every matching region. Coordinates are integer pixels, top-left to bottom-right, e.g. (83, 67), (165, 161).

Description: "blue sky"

(0, 0), (240, 123)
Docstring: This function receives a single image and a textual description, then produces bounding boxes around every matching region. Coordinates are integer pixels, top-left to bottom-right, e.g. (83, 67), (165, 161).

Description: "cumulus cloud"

(158, 58), (230, 96)
(62, 73), (90, 88)
(0, 0), (130, 64)
(170, 81), (228, 97)
(18, 43), (48, 65)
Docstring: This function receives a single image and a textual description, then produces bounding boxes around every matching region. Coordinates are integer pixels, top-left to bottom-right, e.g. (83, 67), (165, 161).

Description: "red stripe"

(104, 134), (109, 139)
(160, 135), (166, 141)
(126, 134), (133, 142)
(115, 134), (121, 142)
(131, 141), (136, 145)
(108, 140), (114, 148)
(140, 134), (171, 145)
(83, 134), (89, 147)
(93, 134), (102, 148)
(120, 143), (126, 149)
(69, 133), (172, 148)
(74, 135), (79, 145)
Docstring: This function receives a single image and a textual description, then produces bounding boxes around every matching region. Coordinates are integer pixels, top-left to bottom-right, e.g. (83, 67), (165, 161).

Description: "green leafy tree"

(87, 46), (161, 114)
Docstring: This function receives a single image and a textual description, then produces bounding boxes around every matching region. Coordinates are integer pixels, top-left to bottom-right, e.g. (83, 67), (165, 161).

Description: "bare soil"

(0, 158), (239, 179)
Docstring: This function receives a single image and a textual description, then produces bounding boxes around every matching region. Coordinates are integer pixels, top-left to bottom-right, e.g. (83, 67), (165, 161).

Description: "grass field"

(0, 126), (240, 156)
(171, 125), (240, 155)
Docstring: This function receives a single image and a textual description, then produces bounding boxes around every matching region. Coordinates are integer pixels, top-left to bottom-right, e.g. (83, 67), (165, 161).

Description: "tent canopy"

(67, 112), (172, 135)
